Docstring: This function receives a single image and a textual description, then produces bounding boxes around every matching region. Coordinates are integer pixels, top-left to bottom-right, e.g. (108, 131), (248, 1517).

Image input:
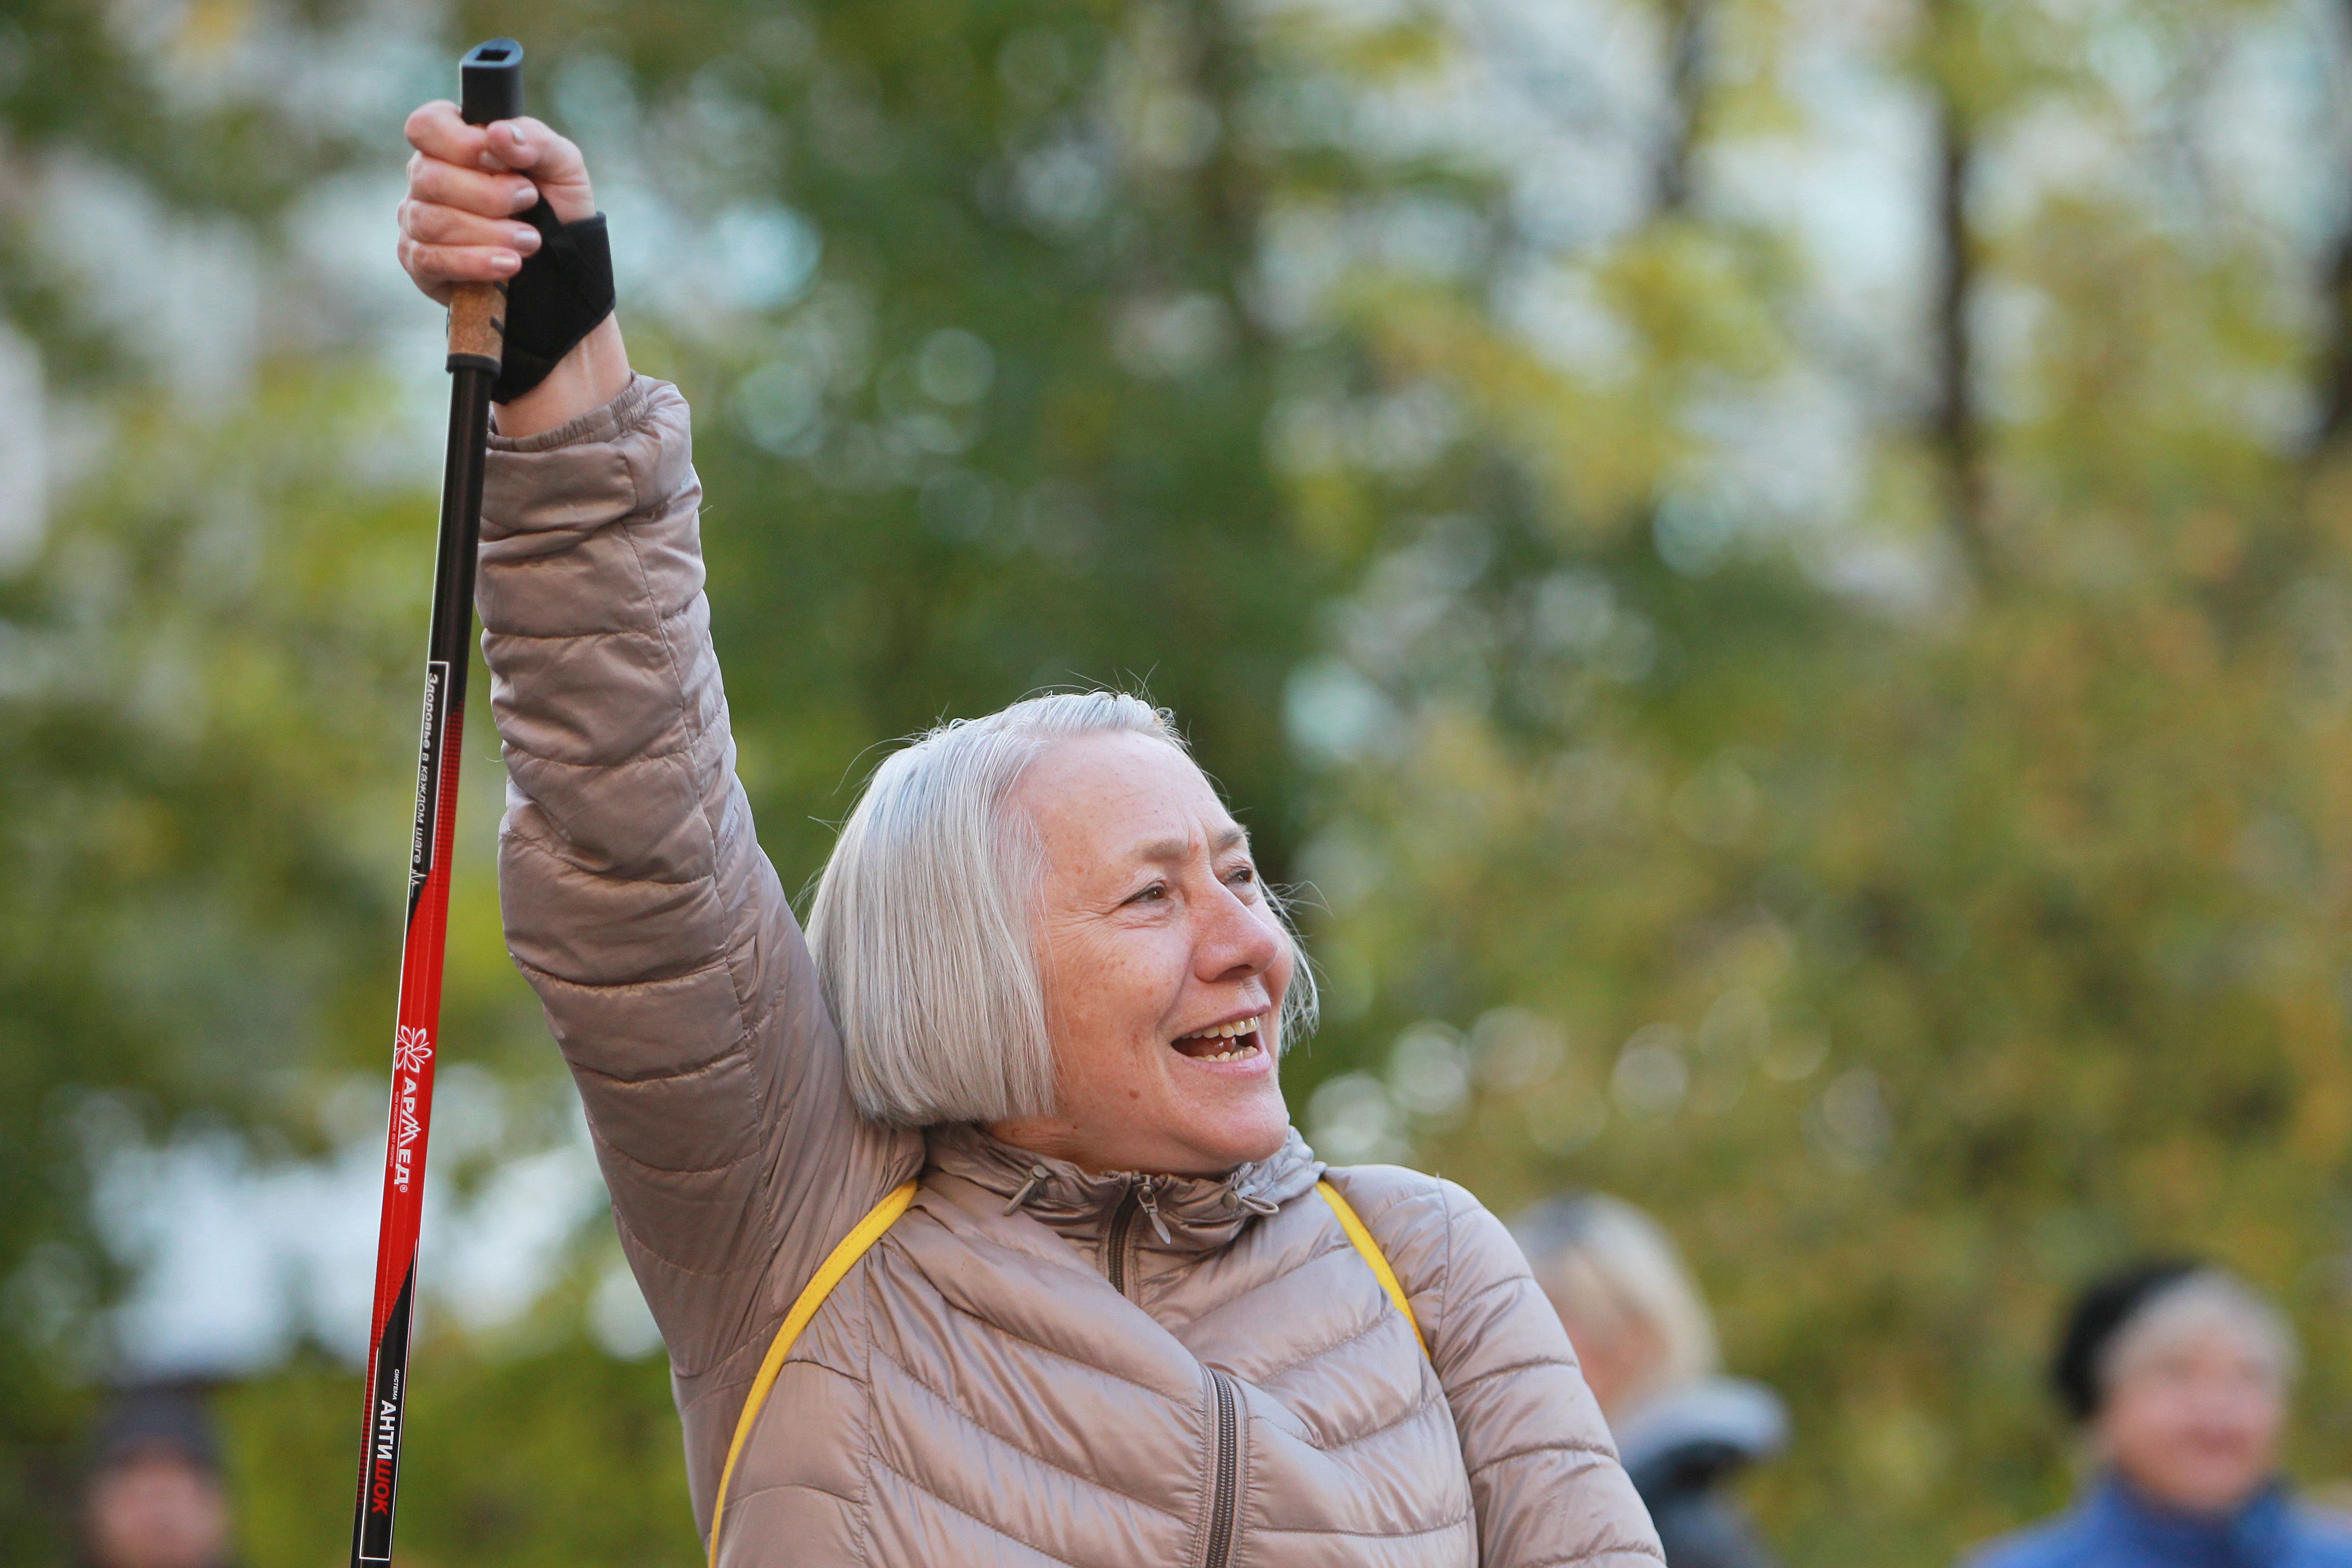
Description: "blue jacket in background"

(1967, 1477), (2352, 1568)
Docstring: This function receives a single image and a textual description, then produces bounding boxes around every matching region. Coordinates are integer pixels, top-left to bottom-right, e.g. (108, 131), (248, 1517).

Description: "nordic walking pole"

(348, 37), (523, 1568)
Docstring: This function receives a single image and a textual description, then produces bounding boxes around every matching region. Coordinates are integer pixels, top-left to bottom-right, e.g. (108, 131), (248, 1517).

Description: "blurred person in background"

(1515, 1194), (1788, 1568)
(78, 1385), (234, 1568)
(1965, 1260), (2352, 1568)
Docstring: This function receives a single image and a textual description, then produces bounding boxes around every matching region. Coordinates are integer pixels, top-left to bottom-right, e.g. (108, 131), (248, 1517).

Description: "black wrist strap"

(495, 200), (616, 403)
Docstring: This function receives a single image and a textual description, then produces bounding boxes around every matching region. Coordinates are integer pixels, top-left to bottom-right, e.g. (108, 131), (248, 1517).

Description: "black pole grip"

(460, 38), (524, 126)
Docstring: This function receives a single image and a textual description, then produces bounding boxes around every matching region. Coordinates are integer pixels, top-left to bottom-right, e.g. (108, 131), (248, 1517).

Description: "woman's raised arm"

(397, 106), (922, 1495)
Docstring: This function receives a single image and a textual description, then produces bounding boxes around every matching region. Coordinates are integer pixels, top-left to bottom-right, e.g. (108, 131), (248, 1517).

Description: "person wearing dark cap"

(79, 1385), (234, 1568)
(1514, 1193), (1788, 1568)
(1964, 1260), (2352, 1568)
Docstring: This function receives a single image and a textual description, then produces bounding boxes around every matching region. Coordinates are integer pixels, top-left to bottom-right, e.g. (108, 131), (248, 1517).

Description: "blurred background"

(7, 0), (2352, 1561)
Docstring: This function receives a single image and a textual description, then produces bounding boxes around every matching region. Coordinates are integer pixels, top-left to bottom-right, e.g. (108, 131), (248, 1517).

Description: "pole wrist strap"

(494, 200), (615, 403)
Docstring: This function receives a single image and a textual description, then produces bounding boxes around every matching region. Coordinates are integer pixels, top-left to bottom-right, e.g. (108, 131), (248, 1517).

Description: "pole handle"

(447, 283), (505, 375)
(460, 38), (524, 126)
(447, 40), (524, 377)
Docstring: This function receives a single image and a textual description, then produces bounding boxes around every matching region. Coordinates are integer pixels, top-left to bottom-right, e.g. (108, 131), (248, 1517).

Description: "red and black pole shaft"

(348, 37), (521, 1568)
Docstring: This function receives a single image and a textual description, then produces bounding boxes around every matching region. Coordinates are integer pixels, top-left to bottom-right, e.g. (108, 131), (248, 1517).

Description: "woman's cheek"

(1259, 915), (1296, 1002)
(1083, 925), (1181, 1039)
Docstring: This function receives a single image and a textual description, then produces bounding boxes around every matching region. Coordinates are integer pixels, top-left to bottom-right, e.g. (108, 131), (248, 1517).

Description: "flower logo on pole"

(394, 1024), (434, 1077)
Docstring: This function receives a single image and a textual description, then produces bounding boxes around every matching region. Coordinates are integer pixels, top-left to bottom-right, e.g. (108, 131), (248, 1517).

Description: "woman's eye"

(1129, 882), (1169, 904)
(1225, 865), (1257, 889)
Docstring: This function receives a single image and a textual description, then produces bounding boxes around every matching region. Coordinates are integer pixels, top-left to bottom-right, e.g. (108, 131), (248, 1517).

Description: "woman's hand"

(398, 102), (592, 301)
(398, 100), (629, 436)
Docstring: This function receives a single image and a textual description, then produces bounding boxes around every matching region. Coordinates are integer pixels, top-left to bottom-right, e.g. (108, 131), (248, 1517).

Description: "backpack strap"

(707, 1179), (919, 1568)
(708, 1176), (1419, 1563)
(1316, 1179), (1428, 1357)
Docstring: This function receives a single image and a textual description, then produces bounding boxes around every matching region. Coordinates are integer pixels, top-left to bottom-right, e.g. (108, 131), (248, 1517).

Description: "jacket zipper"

(1104, 1183), (1142, 1297)
(1203, 1368), (1240, 1568)
(1102, 1178), (1241, 1564)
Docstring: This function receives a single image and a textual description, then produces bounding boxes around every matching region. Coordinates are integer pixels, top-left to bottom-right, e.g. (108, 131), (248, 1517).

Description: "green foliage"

(223, 1339), (694, 1568)
(10, 0), (2352, 1564)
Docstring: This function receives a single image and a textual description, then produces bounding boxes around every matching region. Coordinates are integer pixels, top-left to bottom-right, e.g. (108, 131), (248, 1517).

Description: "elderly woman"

(1514, 1195), (1787, 1568)
(396, 103), (1660, 1567)
(1965, 1260), (2352, 1568)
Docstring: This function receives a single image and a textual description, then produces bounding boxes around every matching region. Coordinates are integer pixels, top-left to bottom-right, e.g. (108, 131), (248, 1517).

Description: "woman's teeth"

(1174, 1015), (1268, 1062)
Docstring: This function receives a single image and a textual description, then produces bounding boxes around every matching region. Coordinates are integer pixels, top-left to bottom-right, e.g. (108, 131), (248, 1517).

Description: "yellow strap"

(710, 1176), (1413, 1562)
(708, 1180), (918, 1568)
(1317, 1179), (1427, 1357)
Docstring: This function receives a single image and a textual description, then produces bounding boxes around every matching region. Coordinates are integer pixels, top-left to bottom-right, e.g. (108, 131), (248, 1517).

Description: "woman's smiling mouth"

(1172, 1013), (1269, 1063)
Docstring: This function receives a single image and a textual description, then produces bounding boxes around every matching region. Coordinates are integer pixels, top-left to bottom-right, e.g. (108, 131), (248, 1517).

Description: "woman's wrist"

(495, 313), (631, 438)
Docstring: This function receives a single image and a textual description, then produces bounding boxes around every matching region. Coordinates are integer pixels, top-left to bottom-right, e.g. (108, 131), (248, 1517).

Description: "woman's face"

(84, 1447), (230, 1568)
(2097, 1319), (2284, 1518)
(1548, 1300), (1662, 1425)
(990, 731), (1294, 1176)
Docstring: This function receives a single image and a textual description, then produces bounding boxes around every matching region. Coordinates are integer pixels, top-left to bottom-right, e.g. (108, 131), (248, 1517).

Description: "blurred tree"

(0, 7), (403, 1552)
(12, 0), (2352, 1565)
(223, 1337), (694, 1568)
(1, 0), (1529, 1559)
(1281, 0), (2352, 1561)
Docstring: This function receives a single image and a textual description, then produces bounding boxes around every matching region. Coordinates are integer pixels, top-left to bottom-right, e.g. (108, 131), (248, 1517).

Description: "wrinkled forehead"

(1015, 729), (1246, 865)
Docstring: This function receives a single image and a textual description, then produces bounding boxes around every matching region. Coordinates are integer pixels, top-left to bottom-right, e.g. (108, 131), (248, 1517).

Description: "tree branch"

(2309, 0), (2352, 457)
(2314, 150), (2352, 450)
(1927, 28), (1996, 581)
(1653, 0), (1707, 216)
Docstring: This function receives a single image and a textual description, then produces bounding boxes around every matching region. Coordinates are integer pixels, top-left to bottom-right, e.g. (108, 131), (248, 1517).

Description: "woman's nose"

(1198, 881), (1282, 980)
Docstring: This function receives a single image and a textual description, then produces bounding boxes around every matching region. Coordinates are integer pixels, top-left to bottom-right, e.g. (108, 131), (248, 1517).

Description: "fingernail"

(512, 184), (539, 211)
(493, 251), (521, 274)
(510, 225), (541, 253)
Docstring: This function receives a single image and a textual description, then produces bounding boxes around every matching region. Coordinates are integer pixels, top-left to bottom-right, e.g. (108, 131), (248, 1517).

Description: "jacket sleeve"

(1349, 1172), (1664, 1568)
(477, 376), (924, 1517)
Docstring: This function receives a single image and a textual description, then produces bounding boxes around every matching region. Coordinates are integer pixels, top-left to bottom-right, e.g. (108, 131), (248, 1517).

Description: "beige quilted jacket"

(478, 376), (1663, 1568)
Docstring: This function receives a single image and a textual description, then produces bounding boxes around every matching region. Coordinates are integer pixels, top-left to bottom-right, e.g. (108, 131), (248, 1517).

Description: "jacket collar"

(2085, 1474), (2294, 1567)
(924, 1122), (1323, 1255)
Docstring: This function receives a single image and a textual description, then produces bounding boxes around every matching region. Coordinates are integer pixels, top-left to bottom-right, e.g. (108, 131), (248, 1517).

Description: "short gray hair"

(806, 691), (1317, 1127)
(2103, 1270), (2298, 1396)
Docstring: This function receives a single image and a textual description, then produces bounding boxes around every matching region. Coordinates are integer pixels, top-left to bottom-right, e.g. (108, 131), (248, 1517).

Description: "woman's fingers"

(399, 238), (523, 282)
(404, 100), (487, 170)
(399, 101), (599, 300)
(397, 236), (524, 305)
(397, 187), (539, 301)
(405, 149), (539, 220)
(399, 198), (544, 255)
(482, 118), (597, 224)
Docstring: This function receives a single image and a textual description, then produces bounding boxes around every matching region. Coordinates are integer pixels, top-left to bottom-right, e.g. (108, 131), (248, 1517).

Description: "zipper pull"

(1137, 1176), (1173, 1244)
(1230, 1187), (1279, 1217)
(1003, 1163), (1053, 1215)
